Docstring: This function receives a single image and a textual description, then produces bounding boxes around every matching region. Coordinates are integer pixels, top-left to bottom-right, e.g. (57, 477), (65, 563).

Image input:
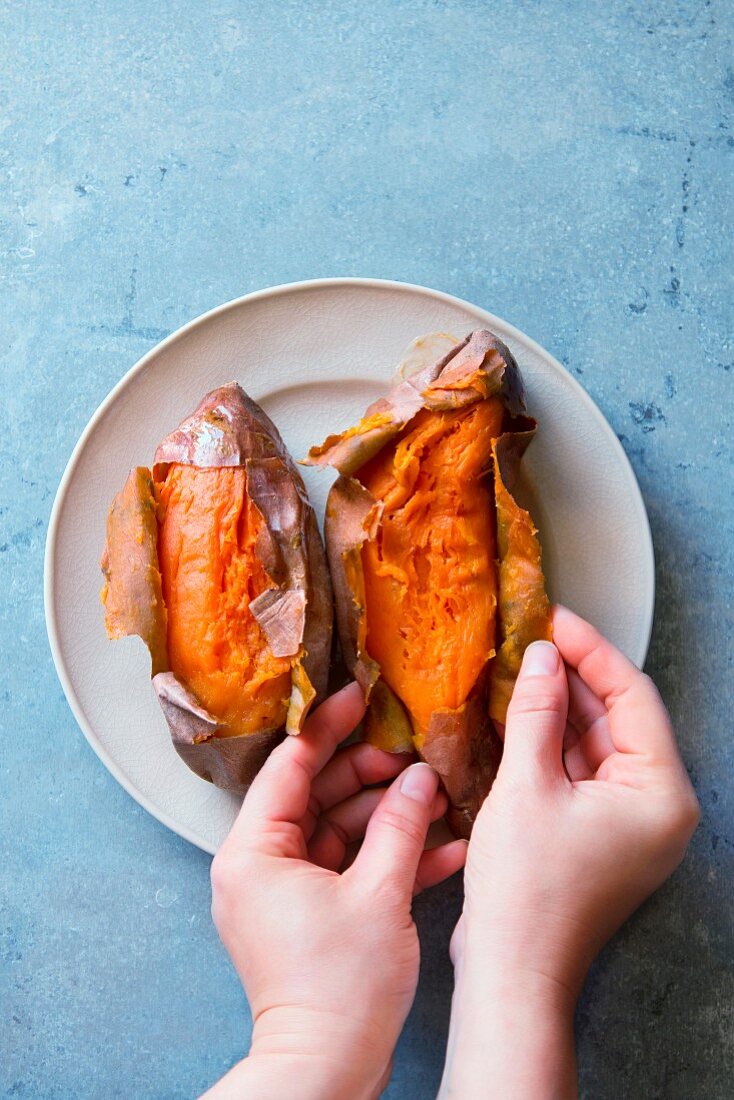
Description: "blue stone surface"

(1, 2), (731, 1096)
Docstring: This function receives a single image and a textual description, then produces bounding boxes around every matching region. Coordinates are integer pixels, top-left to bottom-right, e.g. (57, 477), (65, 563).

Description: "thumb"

(350, 762), (439, 903)
(501, 641), (568, 786)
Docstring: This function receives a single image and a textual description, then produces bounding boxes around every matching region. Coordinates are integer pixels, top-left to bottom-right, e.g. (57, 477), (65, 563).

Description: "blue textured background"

(1, 2), (732, 1097)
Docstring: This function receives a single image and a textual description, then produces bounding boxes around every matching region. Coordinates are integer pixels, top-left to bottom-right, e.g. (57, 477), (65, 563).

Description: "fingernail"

(400, 762), (439, 805)
(522, 640), (560, 676)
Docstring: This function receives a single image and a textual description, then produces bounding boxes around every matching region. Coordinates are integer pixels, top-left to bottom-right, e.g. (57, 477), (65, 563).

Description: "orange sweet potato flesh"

(156, 464), (292, 736)
(358, 400), (504, 745)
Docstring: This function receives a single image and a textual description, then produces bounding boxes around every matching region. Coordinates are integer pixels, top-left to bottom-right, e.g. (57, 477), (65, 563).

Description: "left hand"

(205, 682), (467, 1100)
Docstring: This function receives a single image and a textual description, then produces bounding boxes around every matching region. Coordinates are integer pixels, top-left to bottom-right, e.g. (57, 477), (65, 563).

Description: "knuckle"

(210, 846), (247, 902)
(637, 672), (658, 696)
(210, 846), (255, 936)
(322, 812), (351, 849)
(685, 792), (702, 831)
(209, 851), (232, 903)
(646, 788), (701, 852)
(305, 791), (322, 823)
(667, 789), (701, 839)
(633, 673), (666, 711)
(595, 757), (624, 785)
(509, 688), (566, 720)
(376, 806), (427, 848)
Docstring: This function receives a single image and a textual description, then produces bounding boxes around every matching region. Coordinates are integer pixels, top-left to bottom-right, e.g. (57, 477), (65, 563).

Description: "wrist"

(248, 1006), (392, 1100)
(453, 954), (577, 1030)
(458, 898), (595, 1003)
(440, 941), (578, 1100)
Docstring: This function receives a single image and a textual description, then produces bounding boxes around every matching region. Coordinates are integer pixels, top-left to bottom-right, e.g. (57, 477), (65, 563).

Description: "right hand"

(441, 606), (699, 1098)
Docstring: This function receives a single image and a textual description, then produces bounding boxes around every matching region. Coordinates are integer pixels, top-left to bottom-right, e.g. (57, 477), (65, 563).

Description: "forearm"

(439, 955), (577, 1100)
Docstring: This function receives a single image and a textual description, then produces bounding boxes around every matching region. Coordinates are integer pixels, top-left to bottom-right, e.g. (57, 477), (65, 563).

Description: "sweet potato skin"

(102, 383), (333, 793)
(153, 672), (284, 791)
(420, 675), (503, 838)
(489, 426), (553, 722)
(101, 467), (168, 677)
(307, 330), (550, 835)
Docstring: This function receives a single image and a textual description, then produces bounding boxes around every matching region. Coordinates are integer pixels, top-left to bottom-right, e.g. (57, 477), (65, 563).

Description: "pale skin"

(204, 606), (700, 1099)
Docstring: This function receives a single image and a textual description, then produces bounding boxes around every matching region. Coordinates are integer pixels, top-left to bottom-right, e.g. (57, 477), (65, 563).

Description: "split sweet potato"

(101, 384), (333, 793)
(304, 330), (550, 836)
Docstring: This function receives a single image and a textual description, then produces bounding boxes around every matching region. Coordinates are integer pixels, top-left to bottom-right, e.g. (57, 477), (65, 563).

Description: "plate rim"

(44, 276), (655, 855)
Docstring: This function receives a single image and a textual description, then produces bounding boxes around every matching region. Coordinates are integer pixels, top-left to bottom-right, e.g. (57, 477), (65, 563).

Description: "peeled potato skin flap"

(306, 330), (550, 836)
(101, 383), (333, 793)
(100, 467), (168, 677)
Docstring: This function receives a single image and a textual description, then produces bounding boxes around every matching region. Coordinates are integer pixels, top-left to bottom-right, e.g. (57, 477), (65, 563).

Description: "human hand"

(441, 606), (699, 1099)
(204, 682), (467, 1100)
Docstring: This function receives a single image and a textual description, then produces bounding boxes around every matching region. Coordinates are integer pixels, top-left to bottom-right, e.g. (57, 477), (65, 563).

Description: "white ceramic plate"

(45, 278), (654, 855)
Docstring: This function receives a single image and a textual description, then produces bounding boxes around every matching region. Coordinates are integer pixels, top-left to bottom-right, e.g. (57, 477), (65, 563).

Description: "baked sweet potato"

(101, 383), (332, 793)
(304, 330), (550, 836)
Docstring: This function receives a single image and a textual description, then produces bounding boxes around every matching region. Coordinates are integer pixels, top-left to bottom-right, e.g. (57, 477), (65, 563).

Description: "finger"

(563, 737), (594, 782)
(308, 788), (386, 871)
(552, 605), (677, 760)
(229, 682), (366, 851)
(552, 604), (642, 692)
(349, 762), (440, 903)
(567, 666), (607, 736)
(300, 743), (413, 842)
(565, 666), (615, 775)
(301, 680), (367, 744)
(413, 840), (467, 895)
(501, 641), (569, 786)
(309, 786), (448, 871)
